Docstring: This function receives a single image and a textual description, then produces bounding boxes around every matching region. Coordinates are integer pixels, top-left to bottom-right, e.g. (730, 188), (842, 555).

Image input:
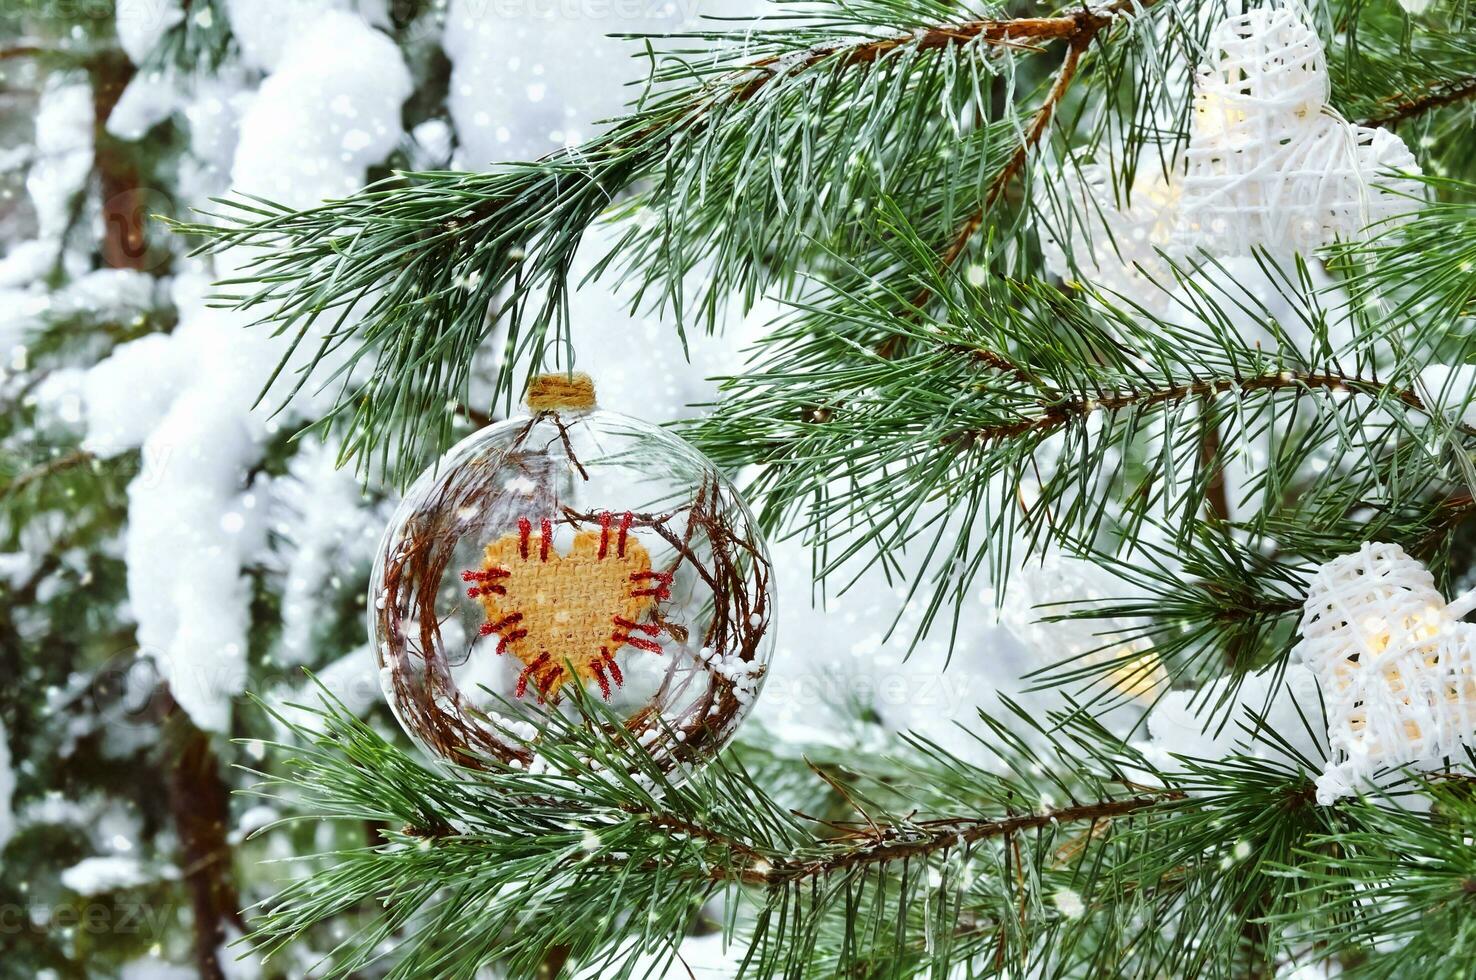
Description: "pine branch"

(724, 792), (1182, 886)
(734, 8), (1124, 81)
(241, 686), (1476, 978)
(963, 20), (1102, 236)
(691, 227), (1476, 648)
(895, 22), (1099, 331)
(1328, 176), (1476, 331)
(1, 448), (93, 496)
(954, 368), (1476, 446)
(169, 0), (1161, 482)
(1023, 530), (1309, 700)
(1332, 6), (1476, 159)
(1031, 465), (1476, 703)
(1277, 784), (1476, 979)
(0, 43), (44, 61)
(241, 691), (1200, 976)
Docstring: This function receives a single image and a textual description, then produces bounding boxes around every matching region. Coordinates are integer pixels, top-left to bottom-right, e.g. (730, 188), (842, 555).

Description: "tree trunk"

(165, 706), (242, 980)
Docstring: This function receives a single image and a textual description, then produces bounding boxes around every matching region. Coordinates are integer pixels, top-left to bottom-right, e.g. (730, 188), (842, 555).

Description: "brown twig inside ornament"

(371, 375), (774, 774)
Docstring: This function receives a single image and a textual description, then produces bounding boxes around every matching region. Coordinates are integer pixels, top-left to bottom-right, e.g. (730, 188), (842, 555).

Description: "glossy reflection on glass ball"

(369, 374), (775, 775)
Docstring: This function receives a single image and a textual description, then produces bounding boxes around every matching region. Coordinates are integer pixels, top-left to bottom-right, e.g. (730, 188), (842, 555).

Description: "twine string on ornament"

(526, 371), (597, 413)
(1446, 587), (1476, 622)
(1296, 542), (1476, 803)
(523, 372), (598, 481)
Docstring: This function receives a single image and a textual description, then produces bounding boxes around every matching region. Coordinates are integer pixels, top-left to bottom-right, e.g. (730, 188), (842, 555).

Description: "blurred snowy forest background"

(0, 1), (1231, 976)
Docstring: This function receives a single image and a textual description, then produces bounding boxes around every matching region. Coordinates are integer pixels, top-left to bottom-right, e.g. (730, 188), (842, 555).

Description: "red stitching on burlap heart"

(464, 512), (673, 701)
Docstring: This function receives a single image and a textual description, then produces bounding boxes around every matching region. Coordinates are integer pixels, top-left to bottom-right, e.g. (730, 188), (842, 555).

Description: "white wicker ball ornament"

(1179, 5), (1424, 257)
(1038, 3), (1422, 310)
(1038, 163), (1182, 315)
(1294, 542), (1476, 803)
(995, 553), (1168, 701)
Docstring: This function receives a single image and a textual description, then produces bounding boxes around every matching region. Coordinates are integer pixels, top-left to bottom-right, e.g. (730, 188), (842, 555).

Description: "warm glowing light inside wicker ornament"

(1192, 91), (1248, 142)
(1103, 644), (1167, 702)
(993, 559), (1168, 703)
(1295, 543), (1476, 803)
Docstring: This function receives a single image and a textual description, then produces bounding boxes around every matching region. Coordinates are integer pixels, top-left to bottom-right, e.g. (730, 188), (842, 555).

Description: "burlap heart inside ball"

(466, 514), (672, 700)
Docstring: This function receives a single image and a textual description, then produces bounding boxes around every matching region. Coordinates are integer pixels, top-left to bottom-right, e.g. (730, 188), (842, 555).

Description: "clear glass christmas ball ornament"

(370, 373), (775, 774)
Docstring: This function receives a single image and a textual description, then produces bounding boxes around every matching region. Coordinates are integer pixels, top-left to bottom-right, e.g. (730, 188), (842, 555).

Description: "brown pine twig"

(1199, 393), (1231, 522)
(947, 368), (1476, 449)
(730, 10), (1120, 103)
(1361, 74), (1476, 129)
(0, 43), (45, 61)
(722, 790), (1185, 886)
(939, 30), (1093, 277)
(605, 7), (1136, 162)
(881, 3), (1143, 359)
(2, 449), (94, 496)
